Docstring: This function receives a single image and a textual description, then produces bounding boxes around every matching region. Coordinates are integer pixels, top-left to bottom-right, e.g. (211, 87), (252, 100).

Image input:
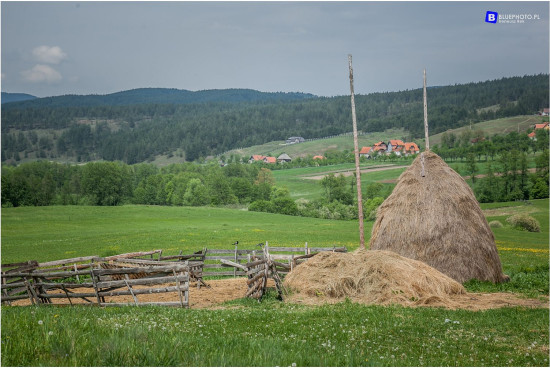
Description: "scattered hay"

(489, 220), (504, 228)
(506, 214), (541, 232)
(284, 249), (465, 308)
(369, 151), (508, 283)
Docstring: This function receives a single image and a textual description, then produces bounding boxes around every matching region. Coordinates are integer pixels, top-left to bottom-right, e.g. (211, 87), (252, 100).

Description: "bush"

(489, 220), (503, 228)
(506, 214), (541, 232)
(248, 200), (274, 213)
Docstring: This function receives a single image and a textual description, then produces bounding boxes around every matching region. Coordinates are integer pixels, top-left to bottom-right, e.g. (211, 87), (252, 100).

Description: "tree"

(466, 152), (478, 183)
(255, 168), (275, 186)
(183, 178), (209, 206)
(81, 162), (130, 205)
(270, 187), (298, 216)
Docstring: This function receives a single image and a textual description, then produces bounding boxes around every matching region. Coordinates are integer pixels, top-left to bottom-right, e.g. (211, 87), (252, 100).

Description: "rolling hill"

(2, 74), (548, 165)
(1, 88), (315, 109)
(1, 92), (37, 104)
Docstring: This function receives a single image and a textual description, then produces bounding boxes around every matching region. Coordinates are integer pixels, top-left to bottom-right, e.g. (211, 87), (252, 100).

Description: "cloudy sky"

(1, 1), (548, 98)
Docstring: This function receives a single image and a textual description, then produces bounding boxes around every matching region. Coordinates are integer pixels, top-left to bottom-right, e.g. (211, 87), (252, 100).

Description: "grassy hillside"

(221, 128), (410, 159)
(221, 115), (546, 163)
(424, 115), (546, 147)
(2, 200), (547, 270)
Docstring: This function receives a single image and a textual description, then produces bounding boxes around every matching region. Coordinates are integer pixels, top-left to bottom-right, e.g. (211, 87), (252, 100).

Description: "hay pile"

(369, 151), (508, 283)
(284, 249), (465, 307)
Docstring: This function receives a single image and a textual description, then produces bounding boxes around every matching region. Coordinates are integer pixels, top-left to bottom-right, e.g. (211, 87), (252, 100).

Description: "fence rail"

(2, 243), (346, 307)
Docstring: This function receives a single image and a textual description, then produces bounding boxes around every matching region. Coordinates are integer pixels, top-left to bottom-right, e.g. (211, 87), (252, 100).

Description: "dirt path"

(302, 165), (409, 180)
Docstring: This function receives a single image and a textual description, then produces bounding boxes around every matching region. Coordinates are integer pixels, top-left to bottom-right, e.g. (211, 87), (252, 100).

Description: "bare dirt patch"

(9, 277), (546, 311)
(9, 278), (267, 309)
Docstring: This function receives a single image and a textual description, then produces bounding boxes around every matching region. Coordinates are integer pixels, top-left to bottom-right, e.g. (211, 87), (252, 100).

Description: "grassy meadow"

(1, 173), (549, 366)
(221, 128), (409, 159)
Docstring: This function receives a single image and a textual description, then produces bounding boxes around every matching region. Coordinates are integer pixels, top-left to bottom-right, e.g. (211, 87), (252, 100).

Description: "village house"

(277, 153), (292, 163)
(248, 155), (265, 163)
(529, 122), (549, 140)
(386, 139), (405, 154)
(541, 108), (549, 116)
(403, 142), (420, 155)
(359, 146), (373, 158)
(263, 156), (277, 164)
(313, 155), (326, 160)
(286, 136), (305, 144)
(373, 141), (387, 153)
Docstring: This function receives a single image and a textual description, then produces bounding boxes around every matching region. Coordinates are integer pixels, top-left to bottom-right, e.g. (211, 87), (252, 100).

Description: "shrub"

(489, 220), (503, 228)
(248, 200), (274, 213)
(506, 214), (541, 232)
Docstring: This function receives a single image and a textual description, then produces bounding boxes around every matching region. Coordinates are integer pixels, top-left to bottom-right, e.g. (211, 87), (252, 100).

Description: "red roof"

(535, 123), (549, 130)
(313, 155), (326, 160)
(404, 142), (419, 152)
(359, 146), (372, 154)
(263, 157), (277, 164)
(528, 131), (536, 138)
(251, 155), (266, 161)
(389, 139), (404, 147)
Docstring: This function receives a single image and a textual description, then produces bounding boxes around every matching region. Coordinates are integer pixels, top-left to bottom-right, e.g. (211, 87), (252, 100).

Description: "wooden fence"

(1, 252), (189, 307)
(2, 244), (347, 306)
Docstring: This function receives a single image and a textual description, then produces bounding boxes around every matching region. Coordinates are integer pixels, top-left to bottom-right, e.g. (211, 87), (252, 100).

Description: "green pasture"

(421, 115), (544, 147)
(2, 301), (548, 366)
(273, 163), (409, 200)
(272, 153), (542, 201)
(223, 128), (408, 159)
(1, 200), (548, 367)
(1, 199), (548, 280)
(0, 205), (363, 264)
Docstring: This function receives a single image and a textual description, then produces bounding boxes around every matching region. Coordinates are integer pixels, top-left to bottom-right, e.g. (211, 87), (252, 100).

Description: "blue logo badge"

(485, 11), (498, 23)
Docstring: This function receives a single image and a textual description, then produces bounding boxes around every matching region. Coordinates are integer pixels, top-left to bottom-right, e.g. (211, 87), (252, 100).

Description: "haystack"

(283, 249), (465, 307)
(369, 151), (508, 283)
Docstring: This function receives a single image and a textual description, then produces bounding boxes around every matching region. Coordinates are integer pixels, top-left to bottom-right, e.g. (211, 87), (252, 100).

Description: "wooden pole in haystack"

(348, 54), (365, 249)
(423, 68), (430, 151)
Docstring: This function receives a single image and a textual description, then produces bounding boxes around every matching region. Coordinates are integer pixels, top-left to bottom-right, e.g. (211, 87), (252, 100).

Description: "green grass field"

(1, 201), (548, 366)
(423, 115), (544, 147)
(221, 127), (409, 159)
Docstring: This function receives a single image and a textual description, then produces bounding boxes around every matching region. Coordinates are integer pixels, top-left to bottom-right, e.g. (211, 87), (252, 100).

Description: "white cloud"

(21, 64), (62, 83)
(32, 45), (67, 64)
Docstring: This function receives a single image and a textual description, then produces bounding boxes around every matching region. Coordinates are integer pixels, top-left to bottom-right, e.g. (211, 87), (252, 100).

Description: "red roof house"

(404, 142), (420, 154)
(359, 147), (373, 157)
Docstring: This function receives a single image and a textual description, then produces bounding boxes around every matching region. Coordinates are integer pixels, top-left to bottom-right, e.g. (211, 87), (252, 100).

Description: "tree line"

(2, 130), (548, 224)
(2, 74), (548, 164)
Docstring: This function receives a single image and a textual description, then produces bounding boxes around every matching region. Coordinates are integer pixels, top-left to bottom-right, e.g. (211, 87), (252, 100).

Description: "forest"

(2, 74), (548, 164)
(2, 129), (548, 222)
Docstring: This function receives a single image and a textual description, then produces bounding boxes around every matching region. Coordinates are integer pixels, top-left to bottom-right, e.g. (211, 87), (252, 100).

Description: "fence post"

(234, 244), (238, 278)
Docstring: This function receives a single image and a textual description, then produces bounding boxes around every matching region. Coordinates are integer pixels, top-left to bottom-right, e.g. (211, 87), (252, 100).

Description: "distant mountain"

(1, 88), (315, 109)
(1, 92), (37, 104)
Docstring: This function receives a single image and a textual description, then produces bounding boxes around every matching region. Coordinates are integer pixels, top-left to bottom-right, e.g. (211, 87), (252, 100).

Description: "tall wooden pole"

(423, 68), (430, 151)
(348, 54), (365, 249)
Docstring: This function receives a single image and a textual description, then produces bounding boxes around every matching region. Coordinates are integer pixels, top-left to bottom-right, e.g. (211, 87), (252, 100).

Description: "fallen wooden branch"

(220, 259), (247, 271)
